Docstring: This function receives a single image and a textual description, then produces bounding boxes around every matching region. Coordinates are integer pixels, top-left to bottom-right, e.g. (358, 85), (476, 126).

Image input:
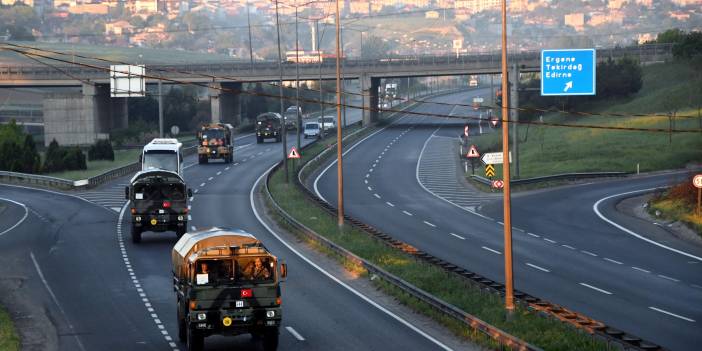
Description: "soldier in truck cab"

(242, 258), (270, 280)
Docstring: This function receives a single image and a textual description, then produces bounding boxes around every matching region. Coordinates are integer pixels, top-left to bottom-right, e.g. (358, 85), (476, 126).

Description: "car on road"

(318, 116), (336, 131)
(283, 105), (302, 130)
(256, 113), (282, 143)
(125, 170), (192, 243)
(173, 227), (287, 351)
(303, 122), (322, 139)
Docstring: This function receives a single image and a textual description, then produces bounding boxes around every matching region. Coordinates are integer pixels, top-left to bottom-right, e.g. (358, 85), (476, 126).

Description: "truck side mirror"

(188, 189), (193, 198)
(125, 186), (130, 200)
(280, 263), (287, 280)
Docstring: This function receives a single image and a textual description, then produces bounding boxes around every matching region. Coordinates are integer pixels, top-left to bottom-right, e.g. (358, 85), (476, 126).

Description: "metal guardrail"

(470, 172), (630, 186)
(0, 44), (673, 82)
(264, 136), (542, 351)
(293, 107), (664, 350)
(0, 142), (199, 191)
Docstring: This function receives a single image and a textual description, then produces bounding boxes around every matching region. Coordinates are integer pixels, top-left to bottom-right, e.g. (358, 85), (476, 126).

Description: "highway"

(0, 123), (457, 350)
(313, 90), (702, 351)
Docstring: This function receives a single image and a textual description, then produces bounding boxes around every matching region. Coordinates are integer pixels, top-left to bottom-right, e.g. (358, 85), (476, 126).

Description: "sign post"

(466, 145), (480, 175)
(541, 49), (596, 96)
(694, 174), (702, 217)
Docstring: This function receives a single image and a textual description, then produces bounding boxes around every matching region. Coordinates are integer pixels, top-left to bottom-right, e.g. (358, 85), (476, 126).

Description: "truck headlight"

(266, 311), (275, 318)
(197, 313), (207, 321)
(178, 215), (184, 221)
(135, 216), (142, 222)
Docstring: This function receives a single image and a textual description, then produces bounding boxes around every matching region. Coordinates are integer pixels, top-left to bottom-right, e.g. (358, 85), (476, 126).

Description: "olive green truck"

(172, 227), (287, 351)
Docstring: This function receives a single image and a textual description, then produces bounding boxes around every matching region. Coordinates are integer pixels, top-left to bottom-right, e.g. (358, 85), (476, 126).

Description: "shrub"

(88, 139), (115, 161)
(62, 147), (87, 171)
(42, 139), (65, 172)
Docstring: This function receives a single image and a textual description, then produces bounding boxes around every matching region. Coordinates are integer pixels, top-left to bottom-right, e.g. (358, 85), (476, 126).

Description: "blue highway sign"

(541, 49), (596, 96)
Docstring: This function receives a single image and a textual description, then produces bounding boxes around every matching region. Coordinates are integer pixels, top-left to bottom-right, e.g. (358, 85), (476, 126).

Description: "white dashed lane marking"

(450, 233), (465, 240)
(649, 307), (695, 322)
(579, 283), (613, 295)
(386, 202), (395, 207)
(374, 194), (381, 199)
(581, 250), (598, 257)
(423, 221), (436, 228)
(526, 263), (550, 273)
(402, 211), (413, 216)
(200, 183), (205, 187)
(543, 238), (557, 244)
(561, 245), (575, 250)
(632, 266), (651, 273)
(528, 232), (540, 238)
(285, 326), (306, 341)
(604, 258), (623, 265)
(657, 274), (680, 282)
(481, 246), (501, 255)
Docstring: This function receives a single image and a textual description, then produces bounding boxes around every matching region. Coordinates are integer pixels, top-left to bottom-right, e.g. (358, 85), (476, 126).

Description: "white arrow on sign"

(563, 81), (573, 92)
(481, 151), (512, 165)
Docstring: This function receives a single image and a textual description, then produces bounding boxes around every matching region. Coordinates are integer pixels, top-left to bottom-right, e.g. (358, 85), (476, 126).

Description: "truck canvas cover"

(172, 227), (262, 277)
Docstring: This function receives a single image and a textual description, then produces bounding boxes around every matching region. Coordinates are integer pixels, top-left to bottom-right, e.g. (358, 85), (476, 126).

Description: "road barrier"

(471, 172), (630, 186)
(265, 140), (542, 351)
(0, 142), (198, 191)
(293, 114), (664, 350)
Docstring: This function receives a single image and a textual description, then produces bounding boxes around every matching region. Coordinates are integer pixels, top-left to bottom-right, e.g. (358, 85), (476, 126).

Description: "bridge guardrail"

(0, 44), (673, 81)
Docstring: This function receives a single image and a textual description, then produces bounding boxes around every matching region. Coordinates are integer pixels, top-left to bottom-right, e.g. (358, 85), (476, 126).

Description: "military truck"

(197, 123), (234, 164)
(172, 227), (287, 351)
(125, 170), (192, 243)
(255, 113), (282, 143)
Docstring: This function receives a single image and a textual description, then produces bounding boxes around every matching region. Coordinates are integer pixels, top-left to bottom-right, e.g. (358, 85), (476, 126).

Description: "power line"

(2, 44), (701, 134)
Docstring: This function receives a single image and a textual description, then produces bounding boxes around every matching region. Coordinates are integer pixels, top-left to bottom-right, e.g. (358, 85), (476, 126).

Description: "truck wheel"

(177, 303), (186, 342)
(131, 225), (142, 244)
(262, 327), (279, 351)
(186, 328), (204, 351)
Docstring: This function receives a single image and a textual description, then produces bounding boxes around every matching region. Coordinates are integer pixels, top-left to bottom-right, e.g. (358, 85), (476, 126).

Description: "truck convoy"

(172, 227), (286, 351)
(283, 105), (302, 130)
(142, 138), (183, 175)
(256, 113), (282, 143)
(197, 123), (234, 164)
(125, 170), (192, 243)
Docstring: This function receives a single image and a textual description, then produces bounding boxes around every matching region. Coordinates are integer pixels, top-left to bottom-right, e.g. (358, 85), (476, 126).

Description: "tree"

(20, 134), (40, 173)
(361, 35), (392, 60)
(656, 28), (686, 44)
(43, 139), (65, 173)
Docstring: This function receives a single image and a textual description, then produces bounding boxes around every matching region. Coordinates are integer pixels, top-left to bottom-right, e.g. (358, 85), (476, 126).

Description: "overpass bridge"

(0, 44), (672, 146)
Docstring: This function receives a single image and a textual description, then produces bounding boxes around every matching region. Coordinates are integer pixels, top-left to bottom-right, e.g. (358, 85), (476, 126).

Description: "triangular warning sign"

(287, 147), (300, 159)
(466, 145), (480, 158)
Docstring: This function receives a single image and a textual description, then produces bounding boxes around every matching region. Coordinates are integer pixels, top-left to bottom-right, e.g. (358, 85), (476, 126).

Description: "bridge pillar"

(209, 82), (242, 126)
(43, 83), (127, 146)
(360, 74), (380, 126)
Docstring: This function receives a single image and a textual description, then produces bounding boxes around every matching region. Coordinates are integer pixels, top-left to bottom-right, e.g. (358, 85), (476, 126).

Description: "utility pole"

(334, 0), (344, 226)
(317, 20), (325, 137)
(246, 0), (254, 70)
(295, 3), (301, 151)
(340, 26), (346, 127)
(274, 0), (288, 183)
(158, 78), (163, 138)
(510, 63), (520, 178)
(500, 0), (515, 314)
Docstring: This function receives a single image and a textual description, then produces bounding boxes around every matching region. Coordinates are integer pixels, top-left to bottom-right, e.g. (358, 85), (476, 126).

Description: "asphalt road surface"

(0, 128), (453, 350)
(314, 90), (702, 351)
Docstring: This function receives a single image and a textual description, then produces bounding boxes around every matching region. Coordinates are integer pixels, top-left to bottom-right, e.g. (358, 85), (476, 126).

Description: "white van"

(141, 138), (183, 175)
(303, 122), (321, 139)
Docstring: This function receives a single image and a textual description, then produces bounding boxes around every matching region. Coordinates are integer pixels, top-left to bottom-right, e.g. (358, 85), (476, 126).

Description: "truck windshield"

(202, 129), (225, 140)
(305, 123), (318, 130)
(133, 182), (185, 201)
(143, 150), (178, 173)
(193, 257), (275, 285)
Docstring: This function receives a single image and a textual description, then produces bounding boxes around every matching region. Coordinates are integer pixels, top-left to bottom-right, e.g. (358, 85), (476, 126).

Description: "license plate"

(159, 209), (165, 214)
(236, 300), (244, 308)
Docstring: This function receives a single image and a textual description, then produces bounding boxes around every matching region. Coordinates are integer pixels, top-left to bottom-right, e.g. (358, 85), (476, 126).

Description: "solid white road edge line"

(593, 187), (702, 262)
(579, 283), (613, 295)
(0, 197), (29, 237)
(31, 252), (87, 351)
(648, 307), (695, 322)
(251, 165), (453, 351)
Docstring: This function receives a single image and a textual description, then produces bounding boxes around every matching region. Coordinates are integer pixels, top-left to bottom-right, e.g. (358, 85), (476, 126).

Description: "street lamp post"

(246, 0), (254, 70)
(274, 0), (288, 183)
(334, 0), (344, 226)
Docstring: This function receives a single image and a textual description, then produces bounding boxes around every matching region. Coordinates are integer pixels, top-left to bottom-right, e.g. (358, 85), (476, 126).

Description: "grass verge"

(268, 137), (612, 351)
(469, 62), (702, 179)
(648, 182), (702, 236)
(0, 305), (19, 351)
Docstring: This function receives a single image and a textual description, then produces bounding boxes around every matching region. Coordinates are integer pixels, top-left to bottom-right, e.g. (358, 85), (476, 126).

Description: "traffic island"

(0, 305), (19, 351)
